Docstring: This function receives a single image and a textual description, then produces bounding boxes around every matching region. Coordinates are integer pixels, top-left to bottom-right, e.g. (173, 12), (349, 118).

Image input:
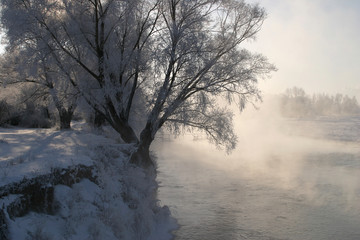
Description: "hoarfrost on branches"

(1, 0), (275, 167)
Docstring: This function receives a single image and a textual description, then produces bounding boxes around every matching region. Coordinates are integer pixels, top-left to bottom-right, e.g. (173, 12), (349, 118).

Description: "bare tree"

(1, 0), (275, 167)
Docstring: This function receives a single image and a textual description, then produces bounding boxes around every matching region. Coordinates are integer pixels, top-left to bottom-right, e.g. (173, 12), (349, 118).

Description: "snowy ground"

(0, 124), (100, 186)
(0, 122), (177, 240)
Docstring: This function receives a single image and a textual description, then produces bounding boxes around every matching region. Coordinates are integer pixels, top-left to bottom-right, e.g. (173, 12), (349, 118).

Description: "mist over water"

(154, 97), (360, 240)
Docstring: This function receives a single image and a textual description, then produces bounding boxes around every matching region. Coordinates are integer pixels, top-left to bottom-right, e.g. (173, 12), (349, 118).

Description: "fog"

(154, 95), (360, 239)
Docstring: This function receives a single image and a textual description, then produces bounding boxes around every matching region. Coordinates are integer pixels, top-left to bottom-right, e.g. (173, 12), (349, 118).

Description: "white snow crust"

(0, 122), (177, 239)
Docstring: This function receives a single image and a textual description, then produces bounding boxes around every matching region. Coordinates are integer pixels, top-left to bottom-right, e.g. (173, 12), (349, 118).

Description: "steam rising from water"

(155, 96), (360, 239)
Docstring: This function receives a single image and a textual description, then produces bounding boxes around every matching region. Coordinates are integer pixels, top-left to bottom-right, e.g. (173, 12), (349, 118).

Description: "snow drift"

(0, 123), (177, 239)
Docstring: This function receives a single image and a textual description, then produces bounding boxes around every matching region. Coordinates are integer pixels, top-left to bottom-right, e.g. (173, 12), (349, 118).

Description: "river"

(154, 115), (360, 240)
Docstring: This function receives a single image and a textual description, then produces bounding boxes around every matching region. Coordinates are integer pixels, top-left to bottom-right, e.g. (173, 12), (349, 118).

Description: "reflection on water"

(154, 116), (360, 240)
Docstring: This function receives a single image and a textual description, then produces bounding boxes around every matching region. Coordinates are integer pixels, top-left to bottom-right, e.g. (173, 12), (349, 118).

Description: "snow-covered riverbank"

(0, 123), (177, 239)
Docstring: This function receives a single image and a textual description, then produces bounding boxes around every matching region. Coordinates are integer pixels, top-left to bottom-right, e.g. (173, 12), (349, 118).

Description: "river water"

(154, 115), (360, 240)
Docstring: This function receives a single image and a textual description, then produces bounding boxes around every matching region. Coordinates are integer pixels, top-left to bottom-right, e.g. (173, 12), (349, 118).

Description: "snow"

(0, 127), (94, 186)
(0, 122), (177, 239)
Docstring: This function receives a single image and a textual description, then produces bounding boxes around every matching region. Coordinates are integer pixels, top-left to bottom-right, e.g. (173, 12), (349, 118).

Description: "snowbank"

(0, 123), (177, 239)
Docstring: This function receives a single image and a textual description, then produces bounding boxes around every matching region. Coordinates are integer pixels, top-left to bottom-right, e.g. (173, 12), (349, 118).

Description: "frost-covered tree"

(1, 0), (275, 167)
(0, 47), (79, 129)
(280, 87), (360, 118)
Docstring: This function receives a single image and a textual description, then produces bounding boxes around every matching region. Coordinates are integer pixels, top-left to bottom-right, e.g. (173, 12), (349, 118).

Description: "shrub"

(0, 100), (12, 126)
(18, 103), (52, 128)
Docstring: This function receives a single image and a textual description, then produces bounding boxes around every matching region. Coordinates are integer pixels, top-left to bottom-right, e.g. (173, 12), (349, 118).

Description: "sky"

(1, 1), (360, 99)
(246, 0), (360, 99)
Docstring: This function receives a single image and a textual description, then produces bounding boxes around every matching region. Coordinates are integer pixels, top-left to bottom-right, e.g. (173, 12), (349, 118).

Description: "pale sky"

(246, 0), (360, 99)
(1, 1), (360, 99)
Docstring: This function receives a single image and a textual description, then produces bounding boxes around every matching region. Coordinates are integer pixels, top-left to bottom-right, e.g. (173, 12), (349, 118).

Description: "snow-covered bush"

(87, 144), (176, 240)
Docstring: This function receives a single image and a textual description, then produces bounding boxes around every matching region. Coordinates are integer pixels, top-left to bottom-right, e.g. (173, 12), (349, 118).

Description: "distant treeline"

(280, 87), (360, 118)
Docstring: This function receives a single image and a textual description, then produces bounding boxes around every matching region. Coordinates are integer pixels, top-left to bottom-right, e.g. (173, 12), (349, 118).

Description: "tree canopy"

(1, 0), (275, 167)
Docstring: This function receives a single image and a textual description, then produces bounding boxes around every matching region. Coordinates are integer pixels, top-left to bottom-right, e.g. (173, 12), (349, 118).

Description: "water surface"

(155, 116), (360, 240)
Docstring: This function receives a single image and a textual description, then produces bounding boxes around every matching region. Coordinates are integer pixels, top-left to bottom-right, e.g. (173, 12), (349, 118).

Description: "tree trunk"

(108, 117), (139, 144)
(130, 124), (154, 168)
(59, 109), (73, 130)
(94, 110), (106, 128)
